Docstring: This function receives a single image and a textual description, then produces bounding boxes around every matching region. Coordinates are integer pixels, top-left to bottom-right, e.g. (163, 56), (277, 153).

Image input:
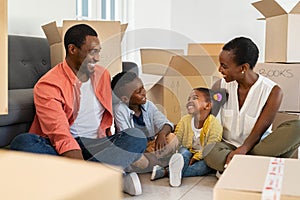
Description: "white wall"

(8, 0), (76, 37)
(123, 0), (300, 64)
(122, 0), (173, 62)
(8, 0), (299, 62)
(171, 0), (264, 52)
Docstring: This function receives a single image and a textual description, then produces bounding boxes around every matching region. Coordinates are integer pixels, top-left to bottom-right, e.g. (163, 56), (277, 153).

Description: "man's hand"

(61, 149), (84, 160)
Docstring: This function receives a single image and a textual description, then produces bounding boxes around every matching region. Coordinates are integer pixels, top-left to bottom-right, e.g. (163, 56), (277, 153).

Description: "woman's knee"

(203, 142), (231, 172)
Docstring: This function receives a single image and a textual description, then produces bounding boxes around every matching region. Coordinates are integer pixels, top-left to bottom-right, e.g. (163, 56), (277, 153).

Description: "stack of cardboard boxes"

(141, 45), (222, 124)
(252, 0), (300, 122)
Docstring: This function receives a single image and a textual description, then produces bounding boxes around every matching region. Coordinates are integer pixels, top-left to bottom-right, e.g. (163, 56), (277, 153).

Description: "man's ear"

(68, 44), (77, 55)
(120, 95), (130, 104)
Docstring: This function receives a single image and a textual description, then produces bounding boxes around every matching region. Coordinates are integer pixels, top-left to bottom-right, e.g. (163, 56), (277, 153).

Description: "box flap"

(42, 21), (62, 45)
(140, 73), (163, 91)
(121, 23), (128, 41)
(187, 43), (223, 56)
(166, 55), (219, 77)
(252, 0), (286, 18)
(140, 49), (184, 75)
(290, 1), (300, 14)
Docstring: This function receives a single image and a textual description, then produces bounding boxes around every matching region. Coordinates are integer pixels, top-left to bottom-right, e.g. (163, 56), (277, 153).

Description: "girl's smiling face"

(186, 89), (210, 115)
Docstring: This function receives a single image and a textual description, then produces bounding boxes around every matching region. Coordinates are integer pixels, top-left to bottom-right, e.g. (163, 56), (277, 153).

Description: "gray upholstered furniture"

(0, 35), (51, 147)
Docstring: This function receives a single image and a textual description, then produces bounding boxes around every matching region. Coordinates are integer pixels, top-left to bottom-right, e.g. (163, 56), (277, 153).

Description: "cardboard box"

(214, 155), (300, 200)
(140, 73), (165, 113)
(42, 20), (127, 77)
(0, 0), (8, 115)
(252, 0), (300, 63)
(0, 150), (122, 200)
(140, 48), (184, 75)
(187, 43), (223, 57)
(145, 55), (220, 124)
(254, 62), (300, 112)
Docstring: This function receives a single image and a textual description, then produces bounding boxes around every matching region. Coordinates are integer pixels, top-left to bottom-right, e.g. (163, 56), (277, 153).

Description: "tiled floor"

(123, 173), (218, 200)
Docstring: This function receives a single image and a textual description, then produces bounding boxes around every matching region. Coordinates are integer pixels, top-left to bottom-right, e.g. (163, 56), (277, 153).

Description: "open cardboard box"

(0, 150), (122, 200)
(214, 155), (300, 200)
(42, 20), (128, 77)
(144, 54), (220, 124)
(254, 62), (300, 112)
(252, 0), (300, 63)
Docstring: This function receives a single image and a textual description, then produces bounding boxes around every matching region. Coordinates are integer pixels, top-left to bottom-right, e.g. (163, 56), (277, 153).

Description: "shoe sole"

(124, 173), (142, 196)
(169, 153), (184, 187)
(131, 173), (142, 195)
(151, 165), (160, 181)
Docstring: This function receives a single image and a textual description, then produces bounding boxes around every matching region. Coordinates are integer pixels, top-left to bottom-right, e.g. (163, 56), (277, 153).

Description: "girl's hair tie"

(213, 92), (223, 102)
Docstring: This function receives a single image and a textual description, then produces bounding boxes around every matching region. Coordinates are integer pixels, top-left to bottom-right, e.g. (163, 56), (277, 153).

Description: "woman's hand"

(225, 146), (248, 166)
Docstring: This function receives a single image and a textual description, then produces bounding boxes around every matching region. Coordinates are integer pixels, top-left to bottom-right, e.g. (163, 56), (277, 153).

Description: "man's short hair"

(64, 24), (98, 54)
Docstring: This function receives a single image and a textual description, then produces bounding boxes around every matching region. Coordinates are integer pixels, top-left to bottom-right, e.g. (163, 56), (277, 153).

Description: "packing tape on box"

(261, 158), (285, 200)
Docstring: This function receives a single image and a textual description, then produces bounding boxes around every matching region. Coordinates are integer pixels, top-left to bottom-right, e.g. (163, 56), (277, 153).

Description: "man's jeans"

(178, 147), (215, 177)
(10, 128), (147, 169)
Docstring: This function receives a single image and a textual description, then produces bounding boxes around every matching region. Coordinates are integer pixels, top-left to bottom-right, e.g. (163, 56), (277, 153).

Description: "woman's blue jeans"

(10, 128), (147, 169)
(178, 147), (215, 177)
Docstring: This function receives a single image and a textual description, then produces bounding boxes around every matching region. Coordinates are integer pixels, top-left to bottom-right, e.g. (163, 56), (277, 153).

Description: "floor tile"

(180, 175), (217, 200)
(123, 173), (217, 200)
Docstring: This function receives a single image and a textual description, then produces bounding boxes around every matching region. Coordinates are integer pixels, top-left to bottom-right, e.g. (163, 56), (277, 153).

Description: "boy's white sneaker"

(123, 172), (142, 196)
(169, 153), (184, 187)
(151, 165), (165, 181)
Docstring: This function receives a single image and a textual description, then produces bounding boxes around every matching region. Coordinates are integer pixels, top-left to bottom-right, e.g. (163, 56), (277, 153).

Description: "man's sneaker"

(151, 165), (165, 181)
(169, 153), (184, 187)
(123, 172), (142, 196)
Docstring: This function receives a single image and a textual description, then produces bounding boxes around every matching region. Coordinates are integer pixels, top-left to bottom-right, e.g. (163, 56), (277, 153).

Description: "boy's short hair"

(111, 71), (137, 98)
